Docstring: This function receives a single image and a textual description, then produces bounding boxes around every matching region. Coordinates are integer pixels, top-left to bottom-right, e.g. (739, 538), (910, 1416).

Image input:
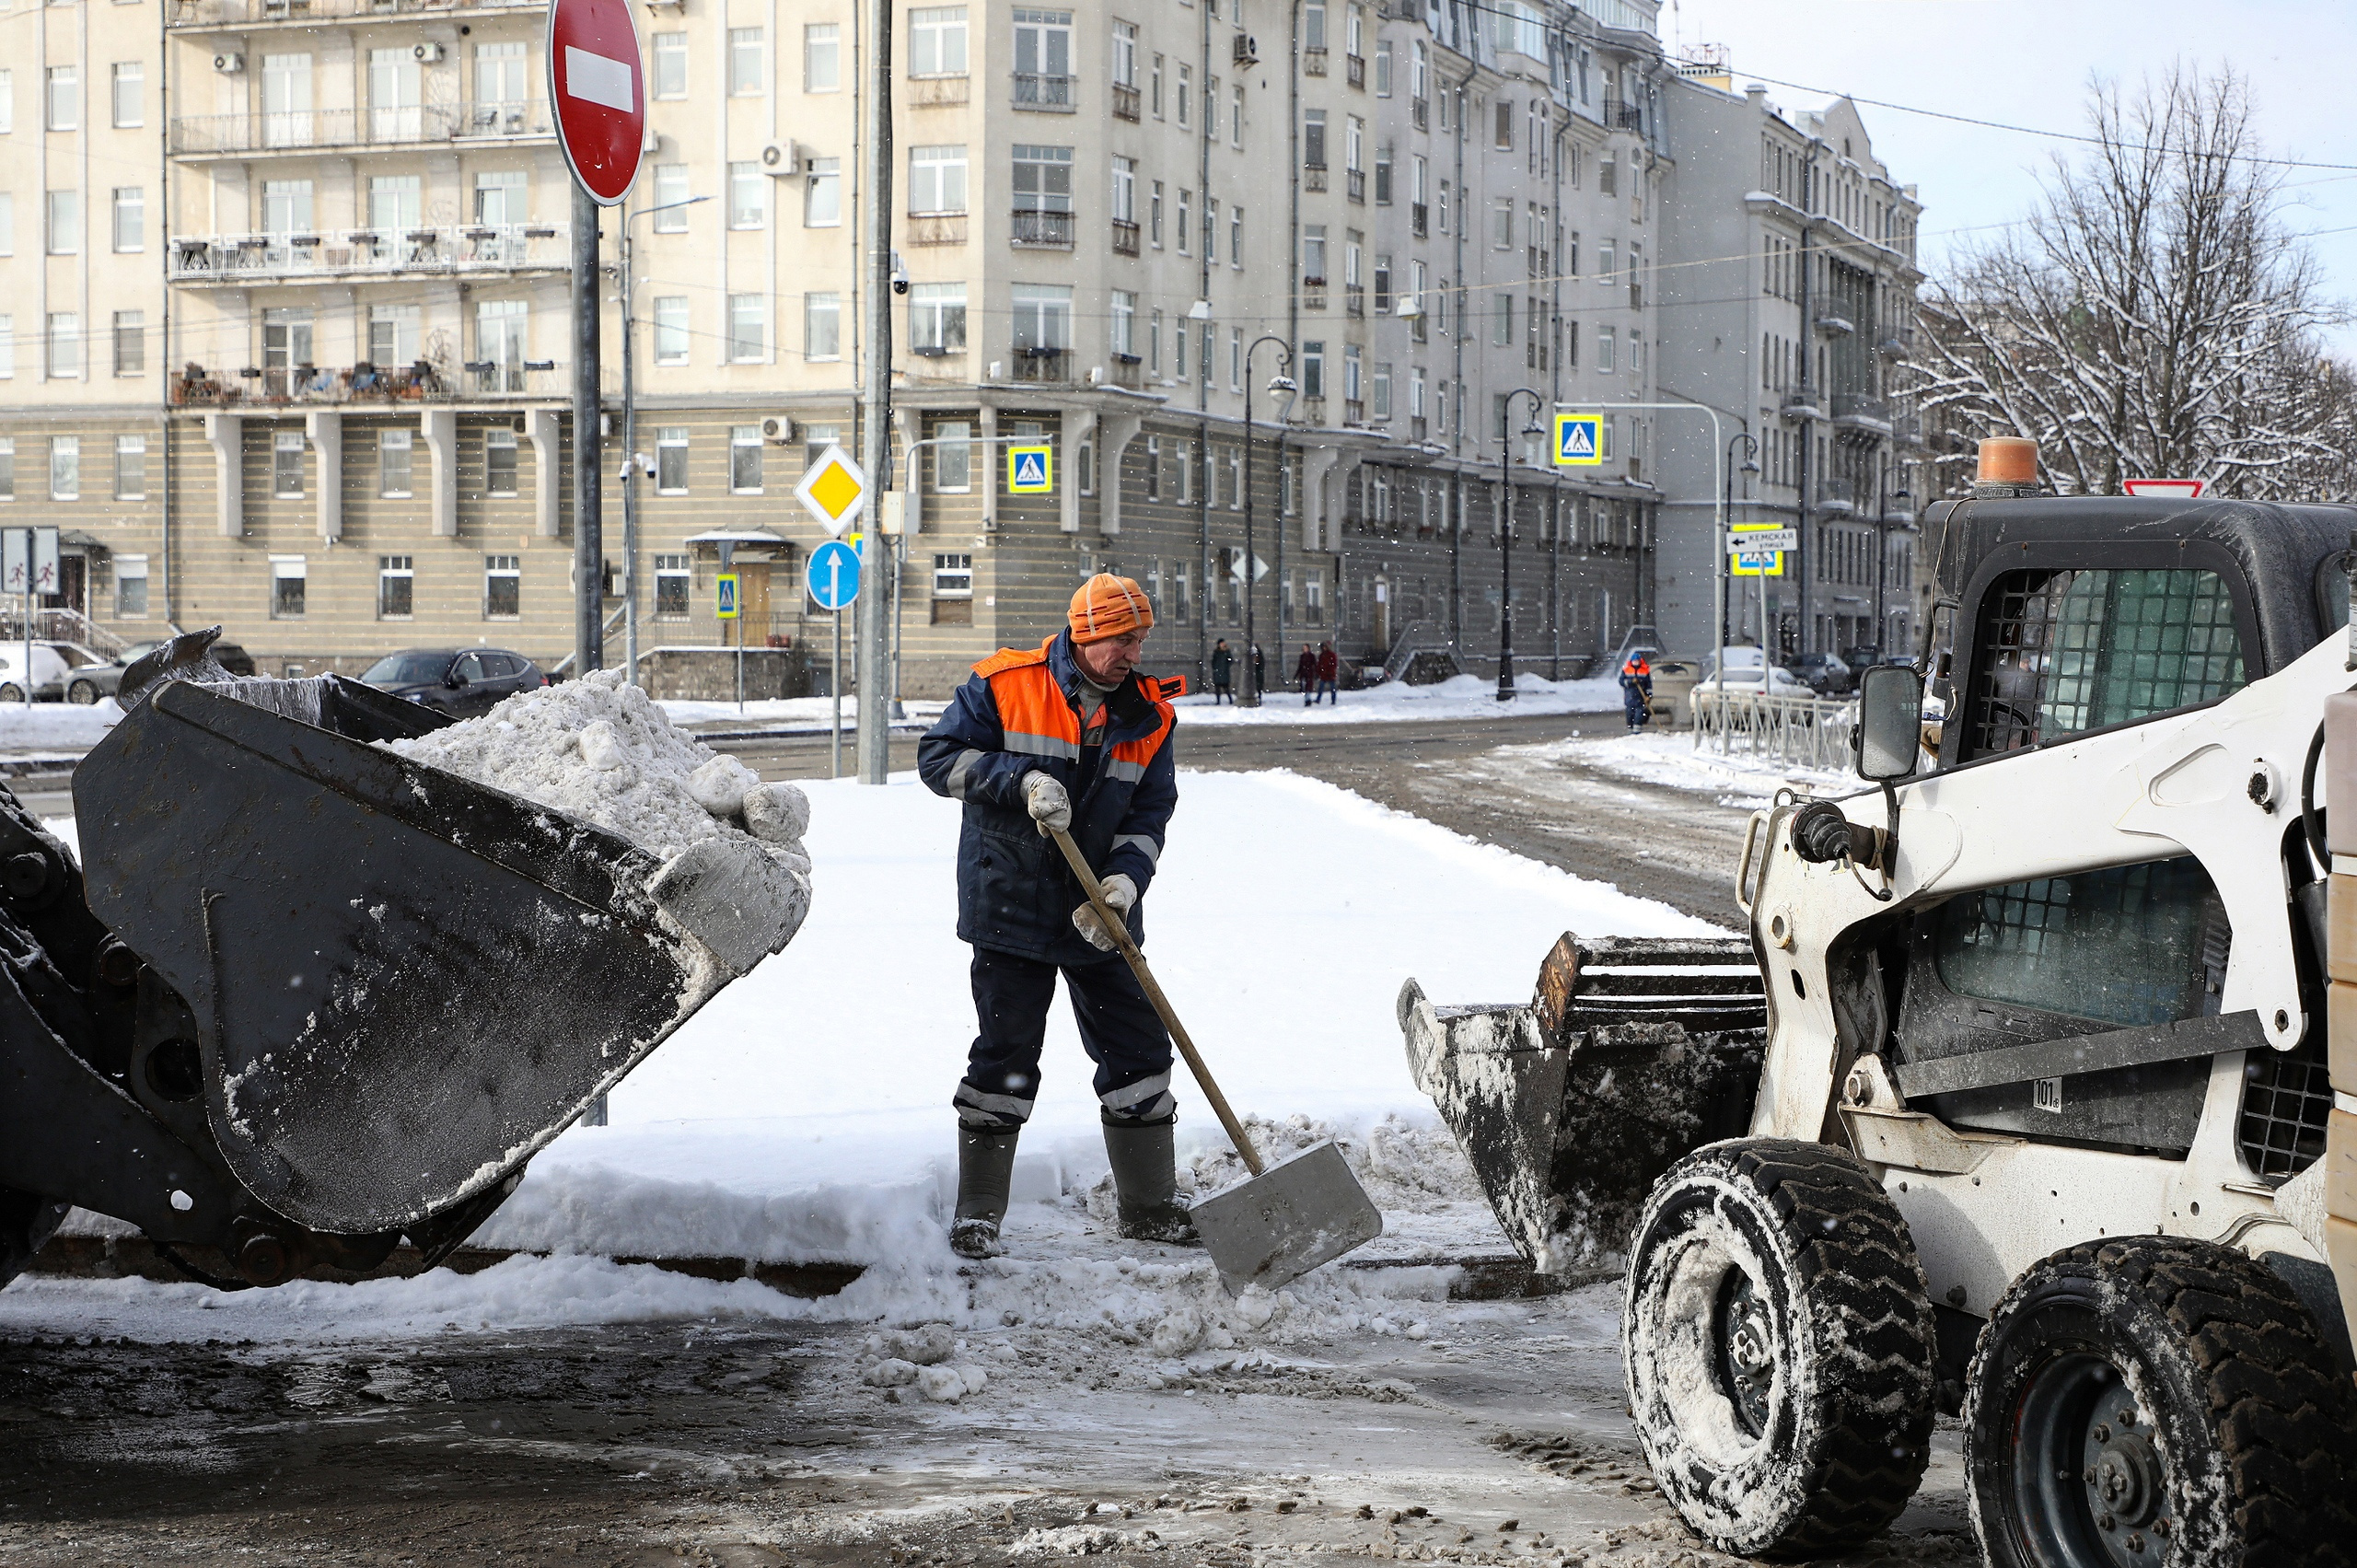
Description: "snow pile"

(1530, 732), (1846, 802)
(0, 698), (122, 755)
(380, 668), (812, 868)
(1081, 1113), (1488, 1230)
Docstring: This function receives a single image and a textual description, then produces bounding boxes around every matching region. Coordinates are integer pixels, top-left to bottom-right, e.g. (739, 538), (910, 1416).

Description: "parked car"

(1783, 650), (1855, 695)
(52, 643), (123, 704)
(360, 647), (547, 716)
(0, 644), (73, 703)
(1691, 646), (1810, 699)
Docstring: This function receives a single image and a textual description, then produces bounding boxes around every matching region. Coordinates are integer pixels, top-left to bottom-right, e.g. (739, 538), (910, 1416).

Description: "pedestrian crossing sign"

(1552, 412), (1604, 467)
(1007, 444), (1054, 494)
(715, 572), (741, 618)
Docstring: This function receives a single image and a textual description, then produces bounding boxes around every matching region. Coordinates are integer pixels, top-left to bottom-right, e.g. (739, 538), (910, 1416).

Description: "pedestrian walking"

(1210, 638), (1235, 704)
(1251, 644), (1266, 699)
(1316, 642), (1340, 705)
(1295, 645), (1318, 706)
(1620, 652), (1655, 735)
(917, 575), (1193, 1259)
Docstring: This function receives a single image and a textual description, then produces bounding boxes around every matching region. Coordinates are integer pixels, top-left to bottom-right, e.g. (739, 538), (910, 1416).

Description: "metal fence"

(1693, 689), (1857, 771)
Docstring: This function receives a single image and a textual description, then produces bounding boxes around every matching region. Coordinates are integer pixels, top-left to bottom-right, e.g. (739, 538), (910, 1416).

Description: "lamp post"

(1242, 333), (1295, 708)
(615, 192), (711, 684)
(1874, 480), (1912, 664)
(1496, 387), (1546, 702)
(1721, 430), (1759, 652)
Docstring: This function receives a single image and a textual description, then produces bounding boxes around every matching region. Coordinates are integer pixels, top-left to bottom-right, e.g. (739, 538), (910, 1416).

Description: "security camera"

(890, 249), (910, 296)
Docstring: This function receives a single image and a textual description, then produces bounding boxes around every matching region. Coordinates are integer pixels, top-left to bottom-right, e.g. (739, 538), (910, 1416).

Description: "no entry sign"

(547, 0), (645, 204)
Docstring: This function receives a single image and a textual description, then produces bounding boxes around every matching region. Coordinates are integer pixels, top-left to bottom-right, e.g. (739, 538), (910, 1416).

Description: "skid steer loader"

(1403, 447), (2357, 1567)
(0, 632), (807, 1293)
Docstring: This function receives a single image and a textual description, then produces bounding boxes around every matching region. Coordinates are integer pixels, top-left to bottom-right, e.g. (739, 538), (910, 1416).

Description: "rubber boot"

(951, 1126), (1020, 1260)
(1103, 1120), (1201, 1247)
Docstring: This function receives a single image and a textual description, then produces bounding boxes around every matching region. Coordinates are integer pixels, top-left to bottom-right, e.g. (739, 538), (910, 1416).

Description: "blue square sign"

(1552, 412), (1603, 467)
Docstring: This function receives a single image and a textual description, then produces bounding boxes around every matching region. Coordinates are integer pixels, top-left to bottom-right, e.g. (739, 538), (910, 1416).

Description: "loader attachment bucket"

(71, 678), (751, 1237)
(1399, 934), (1768, 1275)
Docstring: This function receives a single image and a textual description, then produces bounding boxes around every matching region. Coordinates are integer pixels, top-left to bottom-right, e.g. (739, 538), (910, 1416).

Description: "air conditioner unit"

(760, 140), (799, 174)
(213, 52), (246, 74)
(1232, 32), (1259, 65)
(761, 413), (795, 444)
(412, 41), (446, 64)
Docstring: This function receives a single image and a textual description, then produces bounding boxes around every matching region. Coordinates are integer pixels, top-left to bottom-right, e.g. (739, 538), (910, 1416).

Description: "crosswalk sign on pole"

(1729, 522), (1788, 578)
(715, 572), (740, 618)
(1552, 412), (1603, 467)
(1007, 444), (1053, 494)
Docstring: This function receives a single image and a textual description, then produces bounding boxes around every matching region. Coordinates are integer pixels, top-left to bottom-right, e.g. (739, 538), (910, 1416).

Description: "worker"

(1620, 652), (1654, 735)
(917, 575), (1190, 1260)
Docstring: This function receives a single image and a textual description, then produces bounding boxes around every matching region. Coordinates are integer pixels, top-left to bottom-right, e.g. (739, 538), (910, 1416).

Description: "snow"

(1174, 672), (1625, 726)
(0, 698), (122, 756)
(1519, 732), (1849, 806)
(658, 695), (948, 731)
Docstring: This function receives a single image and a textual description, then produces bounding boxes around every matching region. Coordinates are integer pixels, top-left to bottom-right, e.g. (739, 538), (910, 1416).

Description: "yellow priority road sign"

(1007, 444), (1054, 493)
(794, 443), (867, 536)
(1552, 412), (1603, 467)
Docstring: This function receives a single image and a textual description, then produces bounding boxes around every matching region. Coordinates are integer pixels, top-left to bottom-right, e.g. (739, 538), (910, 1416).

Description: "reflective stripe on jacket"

(917, 631), (1178, 963)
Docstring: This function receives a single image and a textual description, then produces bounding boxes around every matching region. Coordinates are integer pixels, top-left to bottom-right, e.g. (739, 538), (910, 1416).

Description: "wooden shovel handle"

(1048, 824), (1265, 1177)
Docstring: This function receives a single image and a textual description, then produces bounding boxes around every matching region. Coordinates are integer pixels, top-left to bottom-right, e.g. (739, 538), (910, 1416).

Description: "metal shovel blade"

(1190, 1141), (1385, 1294)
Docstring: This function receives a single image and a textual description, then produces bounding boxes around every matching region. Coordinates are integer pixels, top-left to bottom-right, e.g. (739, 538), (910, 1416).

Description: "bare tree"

(1910, 67), (2355, 500)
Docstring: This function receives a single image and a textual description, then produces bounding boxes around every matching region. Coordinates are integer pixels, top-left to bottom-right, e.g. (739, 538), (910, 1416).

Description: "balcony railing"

(907, 213), (969, 246)
(1010, 347), (1070, 383)
(1301, 275), (1327, 310)
(1110, 354), (1144, 389)
(1011, 208), (1074, 248)
(1780, 390), (1823, 420)
(168, 0), (541, 27)
(1890, 411), (1923, 446)
(1347, 169), (1365, 203)
(1875, 325), (1917, 359)
(1304, 165), (1328, 192)
(1110, 218), (1140, 256)
(168, 359), (565, 407)
(169, 100), (553, 156)
(1345, 399), (1365, 424)
(1813, 308), (1856, 337)
(1345, 288), (1365, 319)
(1304, 48), (1328, 75)
(1411, 203), (1427, 238)
(1012, 73), (1075, 110)
(1346, 53), (1365, 88)
(1410, 415), (1427, 442)
(170, 223), (567, 283)
(1411, 98), (1427, 130)
(1111, 82), (1141, 121)
(909, 75), (971, 108)
(1607, 101), (1643, 131)
(1830, 394), (1892, 440)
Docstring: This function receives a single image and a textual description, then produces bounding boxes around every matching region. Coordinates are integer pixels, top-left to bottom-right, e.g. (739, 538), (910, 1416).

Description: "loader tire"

(1622, 1137), (1937, 1558)
(1965, 1235), (2357, 1568)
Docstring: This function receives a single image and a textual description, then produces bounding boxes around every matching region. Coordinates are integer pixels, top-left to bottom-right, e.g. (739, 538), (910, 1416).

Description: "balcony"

(1011, 73), (1075, 111)
(1411, 203), (1427, 238)
(1110, 354), (1145, 389)
(168, 358), (564, 407)
(1304, 48), (1328, 75)
(1301, 276), (1327, 310)
(1812, 308), (1855, 337)
(1111, 82), (1141, 121)
(1347, 170), (1365, 203)
(909, 75), (971, 108)
(1305, 165), (1328, 192)
(1011, 347), (1071, 383)
(1890, 411), (1923, 447)
(1830, 393), (1891, 439)
(1410, 415), (1427, 442)
(1411, 98), (1427, 130)
(1346, 53), (1365, 88)
(1345, 288), (1365, 319)
(1875, 325), (1917, 359)
(1780, 390), (1823, 421)
(907, 213), (969, 246)
(1344, 399), (1365, 425)
(168, 0), (541, 29)
(168, 100), (553, 157)
(1607, 101), (1643, 132)
(905, 344), (970, 380)
(1010, 208), (1074, 249)
(169, 223), (568, 285)
(1110, 218), (1140, 256)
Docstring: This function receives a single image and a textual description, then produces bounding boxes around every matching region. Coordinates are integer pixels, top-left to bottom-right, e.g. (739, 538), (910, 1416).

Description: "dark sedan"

(1782, 651), (1855, 696)
(360, 647), (547, 715)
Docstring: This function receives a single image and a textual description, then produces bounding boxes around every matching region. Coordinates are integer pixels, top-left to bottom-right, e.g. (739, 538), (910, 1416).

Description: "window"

(1111, 156), (1135, 222)
(46, 65), (75, 131)
(1014, 144), (1073, 212)
(369, 173), (421, 235)
(47, 191), (78, 255)
(1937, 857), (2226, 1032)
(1372, 364), (1390, 421)
(725, 27), (764, 94)
(1176, 62), (1190, 126)
(1149, 180), (1164, 246)
(1014, 10), (1074, 87)
(273, 430), (305, 498)
(475, 299), (526, 390)
(1492, 198), (1513, 250)
(653, 165), (690, 230)
(1375, 141), (1392, 204)
(731, 425), (763, 493)
(484, 428), (518, 495)
(378, 428), (413, 497)
(1303, 224), (1325, 281)
(935, 420), (972, 491)
(910, 145), (969, 214)
(1225, 325), (1238, 388)
(1176, 188), (1190, 255)
(1376, 42), (1392, 96)
(115, 553), (147, 618)
(1111, 19), (1136, 86)
(1964, 569), (2248, 758)
(1230, 205), (1242, 267)
(261, 178), (312, 238)
(727, 295), (764, 361)
(1492, 296), (1512, 347)
(0, 71), (11, 134)
(653, 31), (688, 98)
(806, 157), (842, 226)
(1493, 97), (1513, 149)
(1010, 283), (1072, 353)
(655, 553), (691, 618)
(48, 436), (77, 500)
(1347, 115), (1364, 176)
(934, 553), (974, 596)
(728, 163), (765, 228)
(1300, 340), (1325, 400)
(110, 433), (145, 499)
(111, 310), (143, 376)
(1150, 53), (1164, 117)
(271, 556), (307, 619)
(111, 62), (140, 128)
(1148, 308), (1162, 373)
(474, 41), (527, 122)
(910, 7), (969, 75)
(0, 195), (10, 257)
(1227, 447), (1242, 509)
(654, 296), (689, 366)
(1232, 84), (1244, 146)
(656, 427), (689, 494)
(1436, 179), (1449, 232)
(369, 304), (419, 366)
(484, 554), (521, 619)
(1306, 0), (1327, 50)
(377, 554), (413, 618)
(805, 293), (842, 360)
(803, 23), (839, 91)
(1304, 108), (1327, 168)
(1112, 290), (1137, 358)
(474, 170), (524, 226)
(1599, 156), (1616, 197)
(1344, 343), (1363, 403)
(911, 282), (967, 353)
(1598, 325), (1615, 373)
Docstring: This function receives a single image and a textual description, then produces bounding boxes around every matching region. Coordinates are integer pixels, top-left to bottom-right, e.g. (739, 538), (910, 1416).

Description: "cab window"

(1933, 855), (2227, 1029)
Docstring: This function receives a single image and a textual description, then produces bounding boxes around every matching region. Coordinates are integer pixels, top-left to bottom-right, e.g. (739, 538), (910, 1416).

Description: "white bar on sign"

(564, 45), (636, 113)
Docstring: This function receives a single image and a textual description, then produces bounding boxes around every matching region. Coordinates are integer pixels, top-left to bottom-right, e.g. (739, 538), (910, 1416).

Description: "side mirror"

(444, 667), (468, 689)
(1854, 664), (1922, 782)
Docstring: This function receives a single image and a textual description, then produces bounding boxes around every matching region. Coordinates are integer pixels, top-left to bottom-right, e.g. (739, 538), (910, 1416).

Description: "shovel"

(1049, 825), (1384, 1294)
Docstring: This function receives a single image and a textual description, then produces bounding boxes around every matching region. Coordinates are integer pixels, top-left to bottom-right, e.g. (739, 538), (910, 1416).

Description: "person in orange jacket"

(1620, 653), (1655, 735)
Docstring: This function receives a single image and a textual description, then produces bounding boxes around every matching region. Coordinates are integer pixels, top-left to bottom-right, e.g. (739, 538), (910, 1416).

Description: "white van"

(0, 644), (74, 702)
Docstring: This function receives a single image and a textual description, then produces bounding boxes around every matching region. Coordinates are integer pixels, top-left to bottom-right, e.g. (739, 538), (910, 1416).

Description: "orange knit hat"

(1068, 574), (1155, 644)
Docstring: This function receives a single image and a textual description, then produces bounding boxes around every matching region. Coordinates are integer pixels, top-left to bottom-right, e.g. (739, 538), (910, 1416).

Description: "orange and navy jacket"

(918, 629), (1178, 962)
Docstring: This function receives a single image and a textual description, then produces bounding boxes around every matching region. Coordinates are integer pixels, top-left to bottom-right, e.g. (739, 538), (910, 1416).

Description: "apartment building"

(1655, 73), (1927, 661)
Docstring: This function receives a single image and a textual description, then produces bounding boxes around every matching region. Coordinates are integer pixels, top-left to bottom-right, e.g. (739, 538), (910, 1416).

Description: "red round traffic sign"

(547, 0), (645, 206)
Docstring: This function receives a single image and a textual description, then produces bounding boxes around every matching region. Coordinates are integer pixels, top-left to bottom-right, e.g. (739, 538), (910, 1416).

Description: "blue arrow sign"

(807, 538), (862, 610)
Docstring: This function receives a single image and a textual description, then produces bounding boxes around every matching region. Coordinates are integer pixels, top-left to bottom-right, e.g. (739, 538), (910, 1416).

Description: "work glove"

(1023, 771), (1073, 835)
(1073, 875), (1138, 952)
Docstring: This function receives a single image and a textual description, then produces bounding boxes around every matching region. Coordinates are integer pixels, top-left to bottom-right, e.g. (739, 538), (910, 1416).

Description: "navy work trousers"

(953, 946), (1177, 1130)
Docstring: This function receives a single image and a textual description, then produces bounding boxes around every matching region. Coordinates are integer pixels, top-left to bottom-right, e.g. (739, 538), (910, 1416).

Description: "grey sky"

(1665, 0), (2357, 354)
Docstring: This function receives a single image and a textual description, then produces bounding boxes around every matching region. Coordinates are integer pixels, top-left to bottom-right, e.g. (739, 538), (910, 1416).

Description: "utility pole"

(854, 0), (895, 784)
(572, 185), (603, 678)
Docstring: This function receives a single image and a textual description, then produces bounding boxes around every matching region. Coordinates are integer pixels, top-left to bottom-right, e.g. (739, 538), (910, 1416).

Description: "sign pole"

(22, 530), (32, 708)
(572, 183), (603, 680)
(831, 606), (844, 779)
(853, 0), (895, 785)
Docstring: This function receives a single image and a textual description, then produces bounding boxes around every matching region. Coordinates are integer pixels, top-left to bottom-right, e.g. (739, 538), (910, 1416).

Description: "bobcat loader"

(0, 632), (807, 1294)
(1403, 447), (2357, 1567)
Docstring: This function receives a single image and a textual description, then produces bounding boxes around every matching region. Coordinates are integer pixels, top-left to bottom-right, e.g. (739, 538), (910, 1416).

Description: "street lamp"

(1496, 388), (1547, 702)
(616, 192), (712, 684)
(1242, 334), (1295, 708)
(1874, 480), (1912, 663)
(1722, 430), (1759, 651)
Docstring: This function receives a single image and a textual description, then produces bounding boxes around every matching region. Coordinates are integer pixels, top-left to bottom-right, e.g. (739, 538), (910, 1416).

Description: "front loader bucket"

(72, 678), (754, 1237)
(1399, 934), (1767, 1275)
